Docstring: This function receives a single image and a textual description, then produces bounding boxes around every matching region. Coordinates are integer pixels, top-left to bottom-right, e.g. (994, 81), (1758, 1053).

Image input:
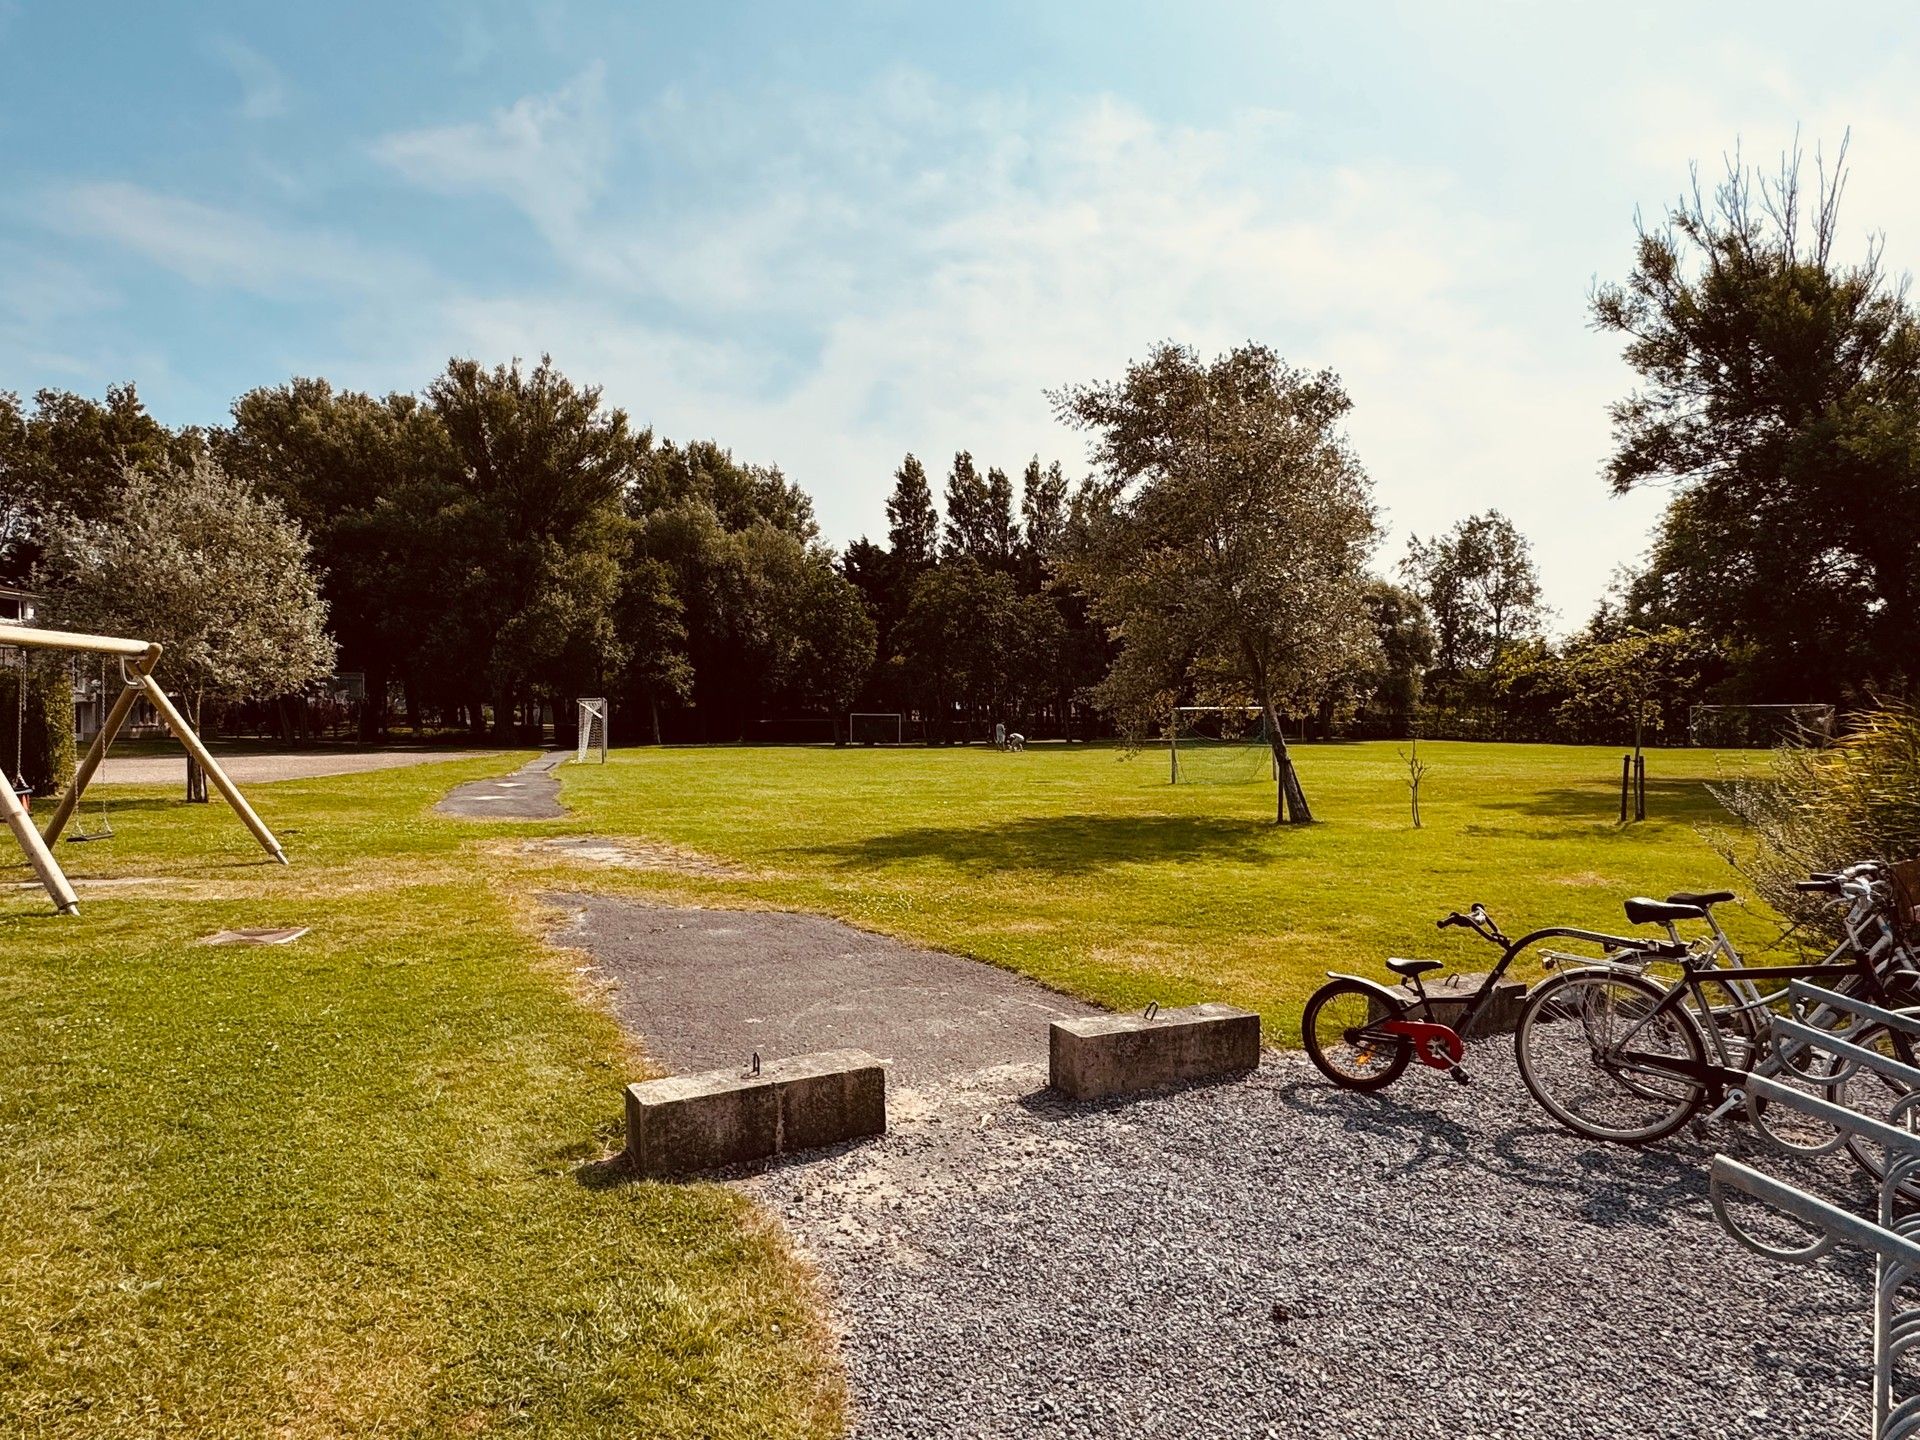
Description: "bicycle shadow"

(1275, 1075), (1878, 1237)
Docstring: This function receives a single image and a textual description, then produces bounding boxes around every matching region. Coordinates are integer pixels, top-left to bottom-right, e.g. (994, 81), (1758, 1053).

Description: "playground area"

(0, 739), (1861, 1438)
(93, 746), (502, 786)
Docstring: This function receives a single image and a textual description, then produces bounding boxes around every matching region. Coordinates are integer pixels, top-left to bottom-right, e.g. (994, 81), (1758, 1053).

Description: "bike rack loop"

(1707, 983), (1920, 1439)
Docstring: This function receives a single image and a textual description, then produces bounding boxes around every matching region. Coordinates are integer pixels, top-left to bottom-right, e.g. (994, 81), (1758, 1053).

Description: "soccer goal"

(1688, 703), (1835, 748)
(576, 697), (608, 763)
(1169, 705), (1278, 785)
(849, 711), (903, 745)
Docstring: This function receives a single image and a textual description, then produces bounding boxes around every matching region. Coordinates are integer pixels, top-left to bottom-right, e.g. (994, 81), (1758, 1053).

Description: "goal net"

(1170, 706), (1277, 785)
(849, 712), (903, 745)
(576, 697), (608, 763)
(1688, 703), (1834, 748)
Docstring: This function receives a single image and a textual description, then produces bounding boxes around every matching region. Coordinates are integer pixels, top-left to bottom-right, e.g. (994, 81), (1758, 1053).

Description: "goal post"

(848, 711), (903, 746)
(1169, 705), (1278, 785)
(576, 697), (608, 763)
(1687, 703), (1835, 748)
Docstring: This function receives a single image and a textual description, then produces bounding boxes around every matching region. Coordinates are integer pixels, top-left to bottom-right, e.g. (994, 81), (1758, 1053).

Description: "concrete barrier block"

(1386, 971), (1525, 1036)
(624, 1048), (886, 1178)
(1049, 1002), (1260, 1101)
(775, 1048), (887, 1153)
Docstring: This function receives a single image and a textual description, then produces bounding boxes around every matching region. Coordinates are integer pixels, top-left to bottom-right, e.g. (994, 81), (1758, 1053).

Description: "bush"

(0, 660), (77, 801)
(1710, 701), (1920, 933)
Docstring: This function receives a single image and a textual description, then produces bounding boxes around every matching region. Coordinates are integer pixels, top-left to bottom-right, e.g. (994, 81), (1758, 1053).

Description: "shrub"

(1710, 701), (1920, 933)
(0, 659), (78, 800)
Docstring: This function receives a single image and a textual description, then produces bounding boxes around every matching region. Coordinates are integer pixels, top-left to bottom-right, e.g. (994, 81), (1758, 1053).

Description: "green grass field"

(0, 738), (1771, 1437)
(558, 739), (1777, 1041)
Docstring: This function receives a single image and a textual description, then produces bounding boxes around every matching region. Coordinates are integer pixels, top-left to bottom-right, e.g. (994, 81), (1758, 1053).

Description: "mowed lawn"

(0, 756), (841, 1440)
(558, 739), (1777, 1043)
(1, 737), (1771, 1439)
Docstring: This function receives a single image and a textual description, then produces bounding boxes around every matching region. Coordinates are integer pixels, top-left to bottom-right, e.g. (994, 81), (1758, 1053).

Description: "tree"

(884, 453), (939, 567)
(0, 384), (197, 584)
(1053, 342), (1379, 822)
(1019, 457), (1069, 589)
(984, 465), (1018, 567)
(1592, 135), (1920, 702)
(426, 356), (637, 738)
(217, 379), (462, 738)
(1399, 510), (1544, 674)
(614, 553), (691, 744)
(942, 451), (993, 561)
(37, 458), (334, 798)
(1359, 580), (1435, 738)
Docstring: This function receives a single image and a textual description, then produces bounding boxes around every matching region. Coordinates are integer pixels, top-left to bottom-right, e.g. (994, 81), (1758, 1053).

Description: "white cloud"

(207, 36), (288, 121)
(42, 182), (426, 298)
(372, 63), (610, 247)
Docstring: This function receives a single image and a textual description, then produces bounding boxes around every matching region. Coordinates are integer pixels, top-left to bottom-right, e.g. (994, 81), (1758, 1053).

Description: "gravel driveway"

(569, 895), (1869, 1438)
(750, 1050), (1866, 1440)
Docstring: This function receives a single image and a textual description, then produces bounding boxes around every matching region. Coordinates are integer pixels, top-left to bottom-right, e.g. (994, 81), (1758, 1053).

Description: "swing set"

(0, 621), (287, 915)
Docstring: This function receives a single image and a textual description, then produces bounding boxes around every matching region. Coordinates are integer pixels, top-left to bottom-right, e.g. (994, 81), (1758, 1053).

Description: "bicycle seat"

(1667, 890), (1735, 908)
(1624, 896), (1705, 926)
(1385, 958), (1445, 979)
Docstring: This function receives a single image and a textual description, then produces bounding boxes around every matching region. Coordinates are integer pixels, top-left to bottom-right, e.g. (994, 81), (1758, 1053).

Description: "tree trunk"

(185, 690), (209, 803)
(491, 687), (515, 743)
(650, 695), (662, 746)
(1264, 706), (1312, 823)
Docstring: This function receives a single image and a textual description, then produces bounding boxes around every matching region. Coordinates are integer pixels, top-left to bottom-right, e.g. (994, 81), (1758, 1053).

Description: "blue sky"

(4, 2), (1918, 626)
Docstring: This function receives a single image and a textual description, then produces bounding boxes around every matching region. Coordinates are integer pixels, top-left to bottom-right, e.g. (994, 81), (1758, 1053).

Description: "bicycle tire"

(1302, 978), (1413, 1091)
(1515, 968), (1708, 1144)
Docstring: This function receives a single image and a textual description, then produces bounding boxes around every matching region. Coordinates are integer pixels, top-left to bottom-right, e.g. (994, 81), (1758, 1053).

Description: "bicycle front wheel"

(1515, 969), (1707, 1143)
(1302, 979), (1412, 1090)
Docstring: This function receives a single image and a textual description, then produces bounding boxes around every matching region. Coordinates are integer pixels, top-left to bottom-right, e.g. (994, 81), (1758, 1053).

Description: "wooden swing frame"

(0, 622), (286, 915)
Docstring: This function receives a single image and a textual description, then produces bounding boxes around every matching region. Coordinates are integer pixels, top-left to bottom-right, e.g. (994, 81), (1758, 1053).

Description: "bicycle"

(1513, 864), (1920, 1146)
(1301, 903), (1680, 1091)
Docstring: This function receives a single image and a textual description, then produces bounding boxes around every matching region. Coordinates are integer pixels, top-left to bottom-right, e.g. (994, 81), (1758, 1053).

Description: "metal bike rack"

(1708, 982), (1920, 1438)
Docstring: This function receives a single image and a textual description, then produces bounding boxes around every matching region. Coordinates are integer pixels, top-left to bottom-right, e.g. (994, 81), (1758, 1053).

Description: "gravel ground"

(749, 1050), (1873, 1440)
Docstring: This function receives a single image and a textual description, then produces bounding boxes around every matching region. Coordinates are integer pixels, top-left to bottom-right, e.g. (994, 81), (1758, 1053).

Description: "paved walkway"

(548, 894), (1095, 1085)
(97, 748), (502, 786)
(556, 893), (1865, 1440)
(435, 752), (568, 818)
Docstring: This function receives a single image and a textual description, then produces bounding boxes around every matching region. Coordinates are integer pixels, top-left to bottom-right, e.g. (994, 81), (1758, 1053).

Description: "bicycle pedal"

(1448, 1065), (1471, 1086)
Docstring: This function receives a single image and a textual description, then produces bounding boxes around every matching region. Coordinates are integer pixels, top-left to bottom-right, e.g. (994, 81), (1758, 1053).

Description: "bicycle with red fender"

(1301, 902), (1681, 1090)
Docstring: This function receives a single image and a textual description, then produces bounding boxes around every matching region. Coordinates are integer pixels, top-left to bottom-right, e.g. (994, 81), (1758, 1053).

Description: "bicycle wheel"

(1515, 969), (1707, 1143)
(1302, 979), (1412, 1090)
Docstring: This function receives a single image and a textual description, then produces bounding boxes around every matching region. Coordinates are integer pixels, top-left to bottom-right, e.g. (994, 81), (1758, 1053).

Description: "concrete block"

(1385, 971), (1525, 1036)
(624, 1048), (886, 1178)
(1049, 1002), (1260, 1101)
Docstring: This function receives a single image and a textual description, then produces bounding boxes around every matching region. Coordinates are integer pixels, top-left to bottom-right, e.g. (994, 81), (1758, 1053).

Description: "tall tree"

(38, 458), (334, 798)
(426, 355), (638, 738)
(1593, 135), (1920, 701)
(942, 451), (993, 561)
(1400, 510), (1544, 672)
(884, 453), (938, 567)
(0, 384), (196, 583)
(1020, 458), (1069, 566)
(1359, 580), (1435, 738)
(984, 465), (1018, 567)
(217, 379), (460, 738)
(1053, 343), (1378, 822)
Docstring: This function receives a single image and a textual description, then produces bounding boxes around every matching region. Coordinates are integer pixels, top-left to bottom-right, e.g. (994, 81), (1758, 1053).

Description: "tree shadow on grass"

(793, 813), (1278, 876)
(1460, 777), (1734, 837)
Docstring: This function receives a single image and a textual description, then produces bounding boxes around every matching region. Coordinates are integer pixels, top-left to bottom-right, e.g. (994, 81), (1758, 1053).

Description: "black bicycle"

(1514, 867), (1920, 1144)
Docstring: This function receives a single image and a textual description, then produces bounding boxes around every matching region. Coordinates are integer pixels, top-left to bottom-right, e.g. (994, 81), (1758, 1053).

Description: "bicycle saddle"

(1385, 957), (1445, 979)
(1624, 896), (1705, 926)
(1666, 889), (1735, 908)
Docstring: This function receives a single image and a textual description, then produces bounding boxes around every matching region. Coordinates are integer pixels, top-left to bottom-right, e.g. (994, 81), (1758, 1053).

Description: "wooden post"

(1620, 755), (1631, 823)
(1, 768), (77, 913)
(1635, 753), (1647, 822)
(44, 645), (157, 844)
(136, 674), (287, 864)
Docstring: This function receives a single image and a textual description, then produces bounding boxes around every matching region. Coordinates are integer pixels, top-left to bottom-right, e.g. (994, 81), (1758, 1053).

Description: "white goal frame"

(1687, 703), (1835, 748)
(1169, 704), (1277, 785)
(848, 711), (903, 745)
(576, 697), (608, 763)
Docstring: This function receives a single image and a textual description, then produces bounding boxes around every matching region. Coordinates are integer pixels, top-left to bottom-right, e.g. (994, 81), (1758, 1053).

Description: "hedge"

(0, 660), (78, 800)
